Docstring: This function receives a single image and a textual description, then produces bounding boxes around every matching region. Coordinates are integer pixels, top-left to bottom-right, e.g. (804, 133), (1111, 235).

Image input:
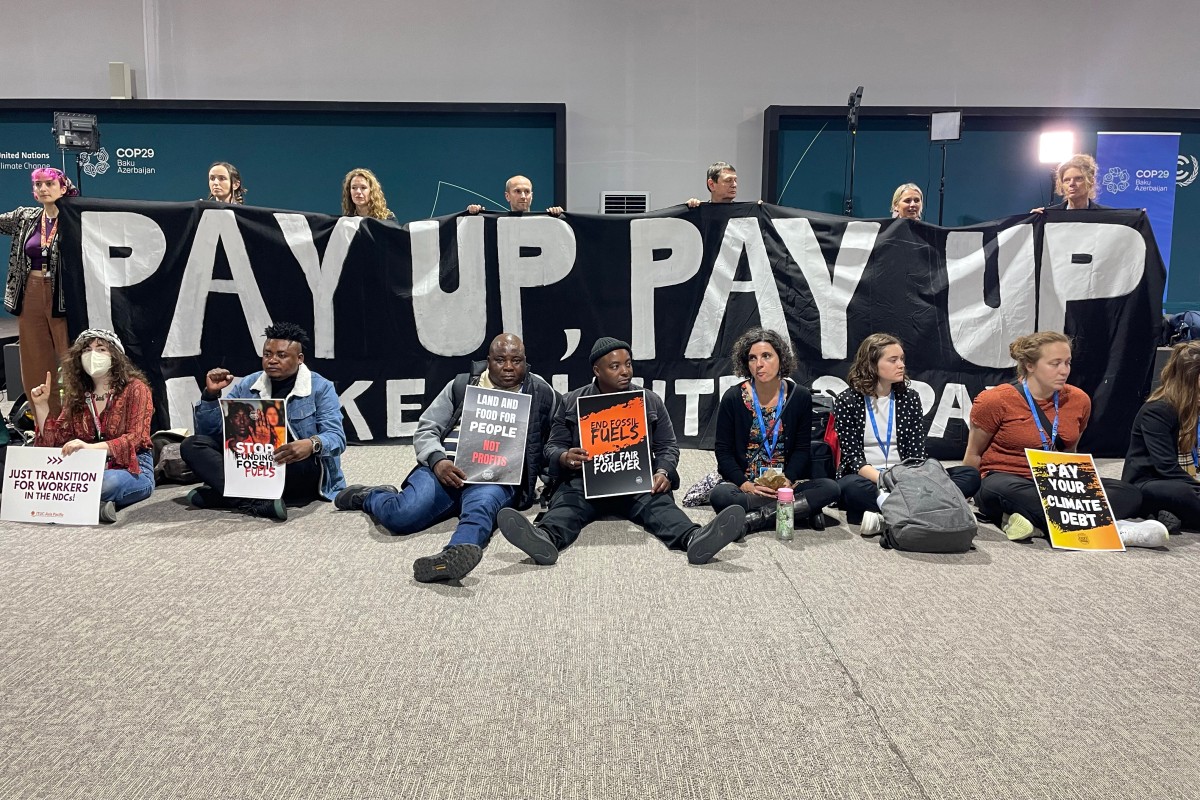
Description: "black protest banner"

(457, 385), (530, 485)
(578, 390), (653, 499)
(55, 200), (1164, 458)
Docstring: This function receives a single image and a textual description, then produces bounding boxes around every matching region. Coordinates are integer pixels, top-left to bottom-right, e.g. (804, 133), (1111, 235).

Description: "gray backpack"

(877, 459), (977, 553)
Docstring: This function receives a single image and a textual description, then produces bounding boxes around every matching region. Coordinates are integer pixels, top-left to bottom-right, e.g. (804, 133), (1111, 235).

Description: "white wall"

(10, 0), (1199, 212)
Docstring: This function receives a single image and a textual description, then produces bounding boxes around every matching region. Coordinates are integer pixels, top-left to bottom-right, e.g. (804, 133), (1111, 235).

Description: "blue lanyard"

(750, 382), (785, 464)
(1191, 422), (1200, 469)
(1020, 380), (1059, 451)
(866, 393), (894, 465)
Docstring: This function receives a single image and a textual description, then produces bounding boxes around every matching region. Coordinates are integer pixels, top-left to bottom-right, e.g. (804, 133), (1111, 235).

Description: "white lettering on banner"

(496, 216), (576, 339)
(946, 225), (1038, 368)
(812, 375), (849, 398)
(164, 210), (272, 357)
(773, 219), (880, 360)
(675, 379), (715, 437)
(909, 380), (936, 416)
(339, 380), (374, 441)
(629, 218), (703, 359)
(411, 216), (486, 357)
(928, 382), (972, 438)
(686, 218), (787, 359)
(165, 376), (202, 430)
(275, 214), (362, 359)
(386, 379), (426, 437)
(80, 212), (167, 332)
(1038, 223), (1146, 333)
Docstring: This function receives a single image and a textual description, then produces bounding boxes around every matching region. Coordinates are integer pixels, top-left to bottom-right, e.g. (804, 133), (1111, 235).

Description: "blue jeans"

(101, 450), (155, 508)
(362, 465), (516, 548)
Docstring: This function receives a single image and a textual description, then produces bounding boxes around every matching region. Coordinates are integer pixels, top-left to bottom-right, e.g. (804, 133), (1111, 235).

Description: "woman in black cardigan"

(1122, 341), (1200, 531)
(834, 333), (980, 529)
(710, 328), (840, 531)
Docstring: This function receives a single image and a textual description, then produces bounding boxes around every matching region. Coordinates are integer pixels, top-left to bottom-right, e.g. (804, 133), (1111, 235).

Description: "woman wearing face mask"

(1, 167), (81, 416)
(30, 329), (155, 524)
(206, 161), (246, 204)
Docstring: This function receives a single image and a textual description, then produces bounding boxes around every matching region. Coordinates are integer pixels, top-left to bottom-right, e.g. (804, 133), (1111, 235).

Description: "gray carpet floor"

(2, 446), (1198, 799)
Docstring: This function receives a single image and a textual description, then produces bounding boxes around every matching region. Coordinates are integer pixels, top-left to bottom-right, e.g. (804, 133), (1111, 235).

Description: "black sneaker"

(413, 544), (484, 583)
(186, 486), (226, 509)
(240, 499), (288, 521)
(1158, 510), (1183, 536)
(98, 501), (118, 525)
(687, 506), (746, 564)
(334, 484), (398, 512)
(497, 508), (558, 565)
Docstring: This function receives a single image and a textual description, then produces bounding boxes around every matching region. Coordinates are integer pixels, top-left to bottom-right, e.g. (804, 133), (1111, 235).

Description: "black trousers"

(1136, 479), (1200, 530)
(180, 435), (321, 504)
(975, 472), (1143, 531)
(538, 475), (698, 552)
(838, 466), (981, 524)
(709, 478), (840, 515)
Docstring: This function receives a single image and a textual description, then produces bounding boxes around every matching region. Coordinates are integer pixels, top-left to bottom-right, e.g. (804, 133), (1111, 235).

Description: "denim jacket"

(192, 363), (347, 500)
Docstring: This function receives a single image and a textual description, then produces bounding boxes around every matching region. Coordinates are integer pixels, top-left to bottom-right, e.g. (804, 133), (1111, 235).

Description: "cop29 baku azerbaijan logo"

(78, 148), (110, 178)
(1179, 154), (1199, 188)
(1102, 166), (1129, 194)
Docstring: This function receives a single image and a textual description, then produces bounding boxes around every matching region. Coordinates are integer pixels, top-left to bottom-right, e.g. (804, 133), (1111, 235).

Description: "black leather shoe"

(744, 502), (778, 532)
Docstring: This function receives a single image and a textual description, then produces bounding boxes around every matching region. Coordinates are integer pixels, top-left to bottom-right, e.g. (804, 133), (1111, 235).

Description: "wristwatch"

(310, 435), (323, 454)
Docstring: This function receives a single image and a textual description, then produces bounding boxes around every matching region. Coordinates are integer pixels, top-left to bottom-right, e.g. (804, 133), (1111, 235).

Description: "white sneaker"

(1116, 519), (1169, 549)
(1002, 513), (1037, 541)
(860, 510), (884, 537)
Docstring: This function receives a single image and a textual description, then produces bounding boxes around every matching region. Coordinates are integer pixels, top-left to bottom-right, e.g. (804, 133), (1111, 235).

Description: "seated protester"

(497, 337), (745, 566)
(29, 328), (154, 524)
(1121, 341), (1200, 532)
(965, 331), (1166, 547)
(711, 327), (840, 532)
(182, 322), (346, 520)
(334, 334), (558, 583)
(834, 333), (980, 533)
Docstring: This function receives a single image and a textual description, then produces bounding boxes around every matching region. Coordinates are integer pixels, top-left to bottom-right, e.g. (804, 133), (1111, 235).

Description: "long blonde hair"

(1148, 341), (1200, 452)
(341, 168), (393, 219)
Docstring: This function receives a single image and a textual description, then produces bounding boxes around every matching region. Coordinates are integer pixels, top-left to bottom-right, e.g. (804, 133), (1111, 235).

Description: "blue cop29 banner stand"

(1096, 132), (1180, 292)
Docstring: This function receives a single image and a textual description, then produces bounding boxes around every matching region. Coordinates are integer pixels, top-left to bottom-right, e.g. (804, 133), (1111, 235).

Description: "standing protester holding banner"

(497, 337), (745, 566)
(2, 167), (80, 417)
(182, 322), (346, 520)
(687, 161), (739, 207)
(466, 175), (563, 215)
(341, 168), (396, 220)
(965, 331), (1166, 547)
(206, 161), (246, 204)
(711, 327), (839, 532)
(1031, 154), (1109, 213)
(891, 184), (923, 220)
(834, 333), (979, 533)
(29, 329), (155, 524)
(335, 334), (558, 584)
(1122, 341), (1200, 532)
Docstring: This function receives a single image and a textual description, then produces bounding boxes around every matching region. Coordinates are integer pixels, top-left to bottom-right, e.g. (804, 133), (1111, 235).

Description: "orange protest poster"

(1025, 449), (1124, 551)
(577, 390), (652, 499)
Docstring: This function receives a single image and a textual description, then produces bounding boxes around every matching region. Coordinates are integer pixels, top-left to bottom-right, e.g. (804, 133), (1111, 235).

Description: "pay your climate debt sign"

(56, 201), (1165, 460)
(1026, 449), (1123, 552)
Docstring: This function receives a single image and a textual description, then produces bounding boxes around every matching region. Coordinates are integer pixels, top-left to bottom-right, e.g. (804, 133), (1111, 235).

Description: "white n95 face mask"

(81, 351), (112, 378)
